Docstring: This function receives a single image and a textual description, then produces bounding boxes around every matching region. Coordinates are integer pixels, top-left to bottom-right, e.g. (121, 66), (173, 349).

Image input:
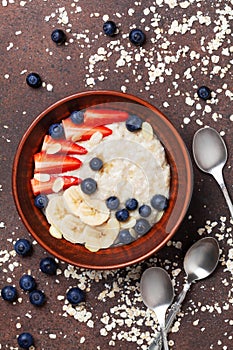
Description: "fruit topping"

(51, 28), (66, 45)
(29, 289), (46, 306)
(89, 157), (103, 171)
(106, 196), (120, 210)
(117, 229), (135, 244)
(125, 114), (143, 132)
(80, 178), (97, 195)
(40, 257), (58, 275)
(48, 123), (65, 139)
(70, 110), (85, 124)
(129, 29), (146, 46)
(34, 194), (49, 209)
(26, 72), (42, 88)
(1, 285), (17, 302)
(115, 208), (129, 222)
(66, 287), (85, 306)
(151, 194), (169, 211)
(77, 200), (110, 226)
(19, 275), (36, 292)
(139, 204), (151, 217)
(134, 218), (151, 236)
(34, 152), (82, 173)
(17, 332), (34, 349)
(84, 108), (129, 126)
(125, 198), (138, 211)
(103, 20), (118, 36)
(197, 86), (211, 100)
(31, 175), (81, 195)
(42, 135), (87, 155)
(14, 239), (32, 256)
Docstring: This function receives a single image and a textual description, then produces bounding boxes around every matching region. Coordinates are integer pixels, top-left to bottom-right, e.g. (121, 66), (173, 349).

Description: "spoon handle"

(211, 167), (233, 218)
(148, 283), (191, 350)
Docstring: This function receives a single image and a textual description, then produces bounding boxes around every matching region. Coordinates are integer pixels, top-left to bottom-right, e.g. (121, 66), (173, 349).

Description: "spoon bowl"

(192, 127), (233, 218)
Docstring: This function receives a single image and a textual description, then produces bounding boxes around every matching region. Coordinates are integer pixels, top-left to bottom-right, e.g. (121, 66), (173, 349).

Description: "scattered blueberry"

(14, 239), (32, 256)
(197, 86), (211, 100)
(70, 110), (84, 124)
(129, 29), (146, 46)
(106, 196), (120, 210)
(48, 123), (64, 139)
(1, 285), (17, 302)
(115, 208), (129, 222)
(40, 257), (58, 275)
(29, 289), (45, 306)
(117, 229), (134, 244)
(134, 219), (151, 236)
(89, 157), (103, 171)
(125, 198), (138, 211)
(51, 28), (67, 45)
(66, 287), (85, 306)
(34, 194), (48, 209)
(103, 20), (117, 36)
(81, 178), (97, 195)
(19, 275), (36, 292)
(125, 114), (143, 132)
(151, 194), (169, 211)
(26, 72), (42, 88)
(139, 204), (152, 217)
(17, 332), (34, 349)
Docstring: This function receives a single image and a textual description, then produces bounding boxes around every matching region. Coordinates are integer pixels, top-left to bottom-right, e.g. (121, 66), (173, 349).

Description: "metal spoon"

(148, 237), (220, 350)
(140, 267), (174, 350)
(192, 126), (233, 218)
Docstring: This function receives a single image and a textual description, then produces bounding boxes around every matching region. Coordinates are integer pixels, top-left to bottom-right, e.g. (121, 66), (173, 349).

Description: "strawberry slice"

(84, 108), (129, 126)
(62, 117), (112, 141)
(31, 176), (81, 195)
(42, 135), (87, 155)
(34, 152), (82, 173)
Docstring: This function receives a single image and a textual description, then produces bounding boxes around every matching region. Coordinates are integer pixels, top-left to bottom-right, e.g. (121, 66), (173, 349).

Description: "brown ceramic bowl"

(12, 91), (193, 269)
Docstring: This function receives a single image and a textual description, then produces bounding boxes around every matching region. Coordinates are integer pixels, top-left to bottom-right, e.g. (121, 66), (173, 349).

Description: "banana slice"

(49, 225), (63, 239)
(84, 218), (120, 252)
(77, 199), (110, 226)
(59, 214), (86, 244)
(63, 185), (84, 216)
(45, 196), (68, 228)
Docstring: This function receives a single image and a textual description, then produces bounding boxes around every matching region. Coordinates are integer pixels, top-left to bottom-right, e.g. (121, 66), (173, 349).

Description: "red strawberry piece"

(34, 152), (82, 173)
(79, 126), (113, 141)
(31, 176), (81, 195)
(41, 135), (87, 155)
(84, 109), (129, 126)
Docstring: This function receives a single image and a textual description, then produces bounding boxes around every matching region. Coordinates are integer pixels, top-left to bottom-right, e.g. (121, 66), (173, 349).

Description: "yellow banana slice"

(45, 196), (68, 228)
(77, 199), (110, 226)
(63, 185), (84, 216)
(59, 214), (86, 244)
(49, 225), (63, 239)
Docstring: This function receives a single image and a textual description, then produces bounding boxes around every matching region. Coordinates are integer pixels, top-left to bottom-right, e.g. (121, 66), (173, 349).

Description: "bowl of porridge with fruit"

(12, 91), (193, 269)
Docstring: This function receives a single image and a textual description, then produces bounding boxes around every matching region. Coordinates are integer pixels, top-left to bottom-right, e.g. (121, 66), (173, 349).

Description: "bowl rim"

(12, 90), (193, 269)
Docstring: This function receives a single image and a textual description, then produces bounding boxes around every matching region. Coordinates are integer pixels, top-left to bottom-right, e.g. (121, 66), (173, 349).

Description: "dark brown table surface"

(1, 1), (232, 349)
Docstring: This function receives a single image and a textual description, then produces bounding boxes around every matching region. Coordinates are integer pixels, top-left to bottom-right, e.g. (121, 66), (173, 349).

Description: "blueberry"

(134, 219), (151, 236)
(19, 275), (36, 292)
(89, 157), (103, 171)
(139, 204), (152, 217)
(70, 110), (84, 124)
(125, 114), (143, 132)
(51, 29), (66, 45)
(103, 21), (117, 36)
(117, 229), (134, 244)
(26, 72), (42, 88)
(17, 332), (34, 349)
(197, 86), (211, 100)
(48, 123), (64, 139)
(106, 196), (120, 210)
(66, 287), (85, 306)
(151, 194), (169, 211)
(14, 239), (32, 256)
(29, 289), (45, 306)
(34, 194), (48, 209)
(81, 178), (97, 195)
(125, 198), (138, 211)
(115, 208), (129, 222)
(1, 285), (17, 302)
(40, 257), (58, 275)
(129, 29), (146, 46)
